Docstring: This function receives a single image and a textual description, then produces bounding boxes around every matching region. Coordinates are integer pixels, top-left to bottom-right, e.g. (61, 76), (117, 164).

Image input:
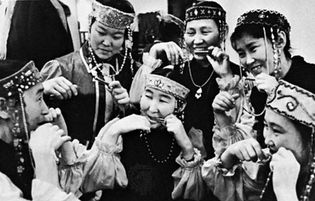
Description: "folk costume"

(41, 1), (138, 147)
(0, 60), (77, 200)
(172, 80), (315, 201)
(96, 72), (204, 201)
(182, 4), (240, 159)
(233, 9), (315, 146)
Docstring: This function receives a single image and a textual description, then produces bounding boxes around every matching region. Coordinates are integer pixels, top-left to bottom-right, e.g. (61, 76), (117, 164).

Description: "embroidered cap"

(236, 9), (291, 34)
(267, 80), (315, 128)
(0, 60), (41, 99)
(145, 74), (189, 101)
(90, 0), (134, 30)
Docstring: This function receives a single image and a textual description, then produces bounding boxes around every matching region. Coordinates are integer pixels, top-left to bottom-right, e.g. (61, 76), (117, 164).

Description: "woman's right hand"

(221, 138), (264, 169)
(100, 114), (150, 145)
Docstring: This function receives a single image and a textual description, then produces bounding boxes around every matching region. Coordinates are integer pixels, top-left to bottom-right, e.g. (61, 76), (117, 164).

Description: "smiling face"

(233, 33), (275, 76)
(90, 20), (125, 60)
(184, 19), (220, 61)
(140, 87), (176, 129)
(23, 83), (49, 131)
(263, 109), (307, 164)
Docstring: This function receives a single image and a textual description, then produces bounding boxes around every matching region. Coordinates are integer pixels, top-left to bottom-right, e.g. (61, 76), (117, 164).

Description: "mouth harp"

(194, 50), (209, 54)
(245, 77), (255, 81)
(93, 77), (110, 88)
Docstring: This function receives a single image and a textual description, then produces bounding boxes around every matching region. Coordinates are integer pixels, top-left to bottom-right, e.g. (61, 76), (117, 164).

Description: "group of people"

(1, 0), (315, 201)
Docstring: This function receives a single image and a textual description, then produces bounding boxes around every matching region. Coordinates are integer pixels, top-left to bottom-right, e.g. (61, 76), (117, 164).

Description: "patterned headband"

(185, 5), (226, 23)
(145, 74), (189, 101)
(266, 80), (315, 128)
(90, 0), (135, 30)
(0, 61), (41, 98)
(236, 9), (291, 34)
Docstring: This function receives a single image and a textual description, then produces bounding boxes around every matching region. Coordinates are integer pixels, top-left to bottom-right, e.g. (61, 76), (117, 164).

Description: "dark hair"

(230, 24), (292, 58)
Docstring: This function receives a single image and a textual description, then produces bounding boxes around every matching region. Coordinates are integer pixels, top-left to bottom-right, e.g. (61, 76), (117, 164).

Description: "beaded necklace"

(88, 46), (125, 80)
(139, 130), (175, 164)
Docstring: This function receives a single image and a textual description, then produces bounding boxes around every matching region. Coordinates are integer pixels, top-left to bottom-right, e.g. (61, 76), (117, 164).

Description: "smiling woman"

(40, 0), (139, 149)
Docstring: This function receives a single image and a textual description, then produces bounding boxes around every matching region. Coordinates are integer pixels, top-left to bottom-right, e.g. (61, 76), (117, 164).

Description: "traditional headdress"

(236, 9), (291, 35)
(266, 80), (315, 128)
(266, 80), (315, 201)
(145, 74), (189, 101)
(185, 3), (226, 41)
(0, 60), (41, 177)
(235, 9), (291, 79)
(90, 0), (134, 30)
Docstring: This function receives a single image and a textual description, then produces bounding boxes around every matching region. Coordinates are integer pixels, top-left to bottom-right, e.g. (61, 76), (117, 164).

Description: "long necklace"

(188, 61), (215, 99)
(139, 130), (175, 164)
(259, 171), (273, 200)
(88, 46), (125, 80)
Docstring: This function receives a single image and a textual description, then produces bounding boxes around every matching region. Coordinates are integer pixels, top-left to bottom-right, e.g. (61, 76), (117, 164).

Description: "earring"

(271, 27), (282, 79)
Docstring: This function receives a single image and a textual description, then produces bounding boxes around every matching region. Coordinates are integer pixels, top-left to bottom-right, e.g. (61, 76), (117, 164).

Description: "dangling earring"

(271, 27), (282, 79)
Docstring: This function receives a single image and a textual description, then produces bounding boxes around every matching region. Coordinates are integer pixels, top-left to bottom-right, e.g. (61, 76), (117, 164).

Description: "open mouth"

(250, 65), (263, 75)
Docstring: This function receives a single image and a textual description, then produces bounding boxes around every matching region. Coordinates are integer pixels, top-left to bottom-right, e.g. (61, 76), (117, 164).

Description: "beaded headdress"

(90, 0), (134, 30)
(266, 80), (315, 128)
(0, 60), (40, 176)
(236, 9), (291, 35)
(145, 74), (189, 101)
(185, 4), (226, 40)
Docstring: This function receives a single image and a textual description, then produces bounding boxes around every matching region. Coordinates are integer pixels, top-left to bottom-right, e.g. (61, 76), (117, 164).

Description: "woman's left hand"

(165, 114), (194, 159)
(270, 147), (300, 201)
(254, 73), (279, 95)
(207, 46), (232, 79)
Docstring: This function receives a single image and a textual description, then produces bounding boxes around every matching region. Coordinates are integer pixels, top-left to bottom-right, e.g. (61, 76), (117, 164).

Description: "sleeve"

(0, 172), (26, 201)
(58, 119), (128, 195)
(32, 179), (79, 201)
(40, 59), (64, 80)
(213, 75), (256, 156)
(171, 149), (205, 201)
(0, 172), (78, 201)
(201, 158), (265, 201)
(129, 52), (162, 103)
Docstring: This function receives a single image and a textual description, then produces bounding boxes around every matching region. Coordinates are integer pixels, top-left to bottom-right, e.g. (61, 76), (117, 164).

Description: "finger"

(53, 84), (69, 99)
(168, 44), (177, 65)
(109, 81), (122, 89)
(49, 89), (64, 100)
(69, 84), (78, 96)
(54, 136), (71, 150)
(58, 80), (73, 99)
(117, 97), (130, 105)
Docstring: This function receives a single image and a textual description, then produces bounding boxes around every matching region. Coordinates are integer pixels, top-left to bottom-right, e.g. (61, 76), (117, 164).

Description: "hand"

(29, 123), (71, 162)
(270, 147), (300, 200)
(101, 114), (150, 145)
(221, 138), (264, 169)
(207, 46), (232, 78)
(165, 114), (194, 159)
(109, 81), (130, 105)
(44, 108), (67, 135)
(43, 77), (78, 100)
(212, 91), (239, 113)
(149, 41), (184, 65)
(254, 73), (279, 95)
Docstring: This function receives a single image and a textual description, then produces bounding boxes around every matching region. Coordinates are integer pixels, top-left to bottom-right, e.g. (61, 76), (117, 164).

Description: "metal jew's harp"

(92, 77), (110, 88)
(245, 77), (256, 81)
(194, 50), (209, 54)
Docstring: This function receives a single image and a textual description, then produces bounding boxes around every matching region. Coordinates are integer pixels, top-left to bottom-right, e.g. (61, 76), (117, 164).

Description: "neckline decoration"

(188, 61), (215, 99)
